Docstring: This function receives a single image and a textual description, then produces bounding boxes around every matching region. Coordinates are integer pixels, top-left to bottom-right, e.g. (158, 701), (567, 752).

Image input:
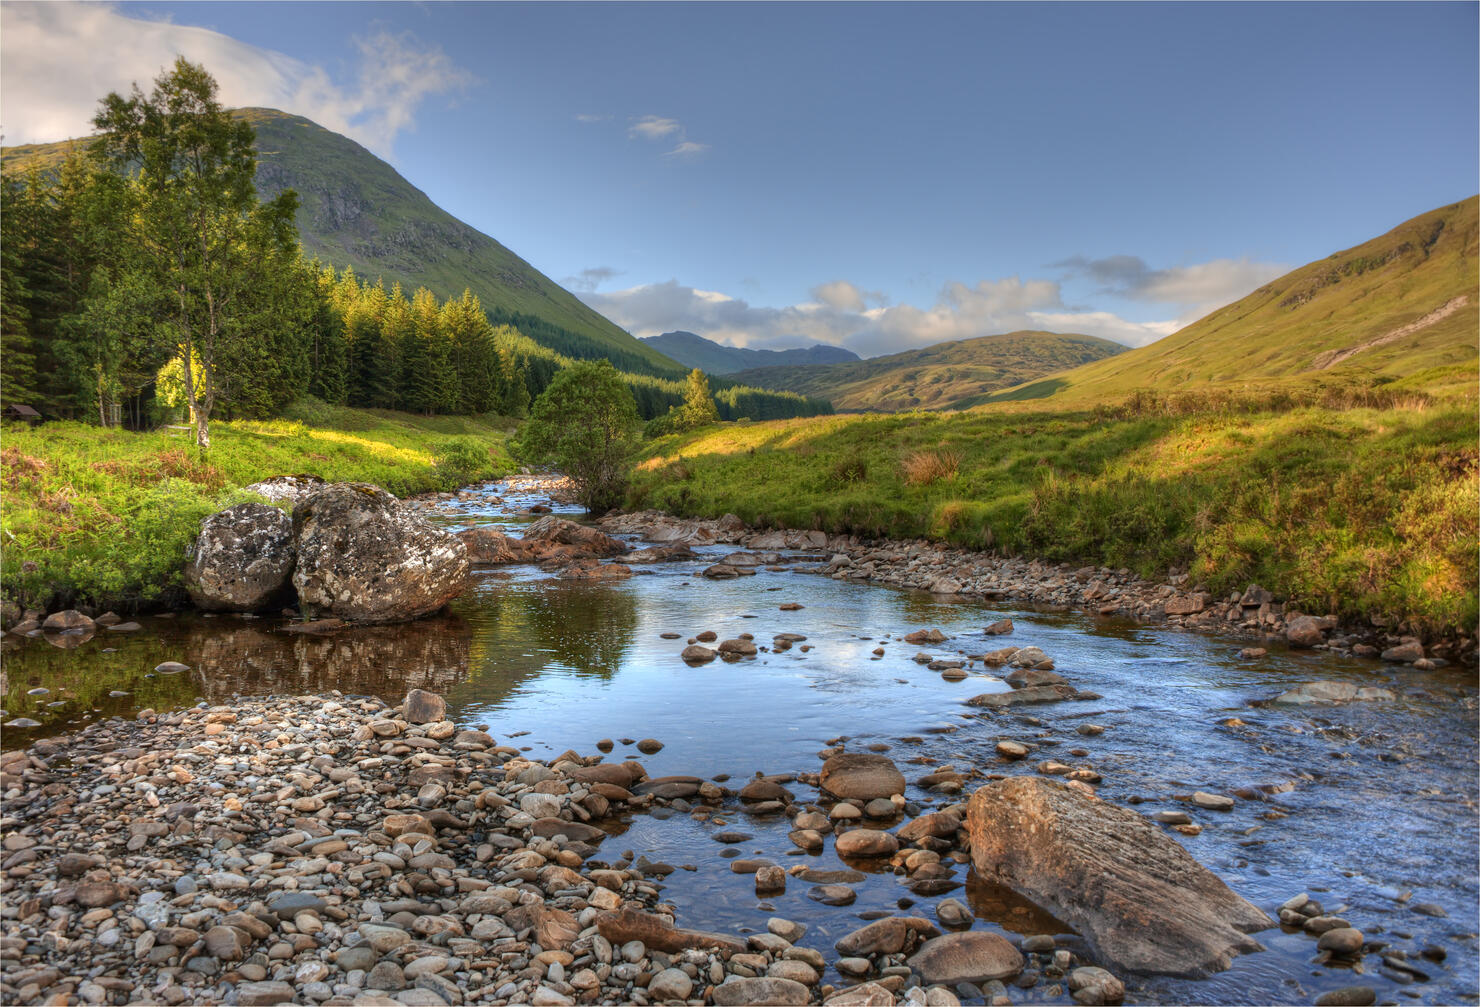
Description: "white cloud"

(628, 115), (682, 140)
(0, 3), (474, 159)
(663, 140), (710, 158)
(1055, 253), (1287, 311)
(582, 273), (1182, 357)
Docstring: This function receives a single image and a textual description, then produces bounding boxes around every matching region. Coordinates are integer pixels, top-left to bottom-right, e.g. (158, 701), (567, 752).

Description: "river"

(2, 478), (1475, 1006)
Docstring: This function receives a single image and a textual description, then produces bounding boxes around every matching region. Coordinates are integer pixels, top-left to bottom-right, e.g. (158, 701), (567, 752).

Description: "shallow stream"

(2, 478), (1475, 1006)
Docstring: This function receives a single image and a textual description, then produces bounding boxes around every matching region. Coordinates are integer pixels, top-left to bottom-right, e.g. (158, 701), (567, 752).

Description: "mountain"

(726, 331), (1127, 412)
(641, 330), (861, 373)
(1, 108), (686, 379)
(995, 196), (1479, 404)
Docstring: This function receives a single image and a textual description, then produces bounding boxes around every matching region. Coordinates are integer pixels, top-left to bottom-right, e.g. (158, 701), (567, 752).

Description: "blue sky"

(3, 2), (1476, 356)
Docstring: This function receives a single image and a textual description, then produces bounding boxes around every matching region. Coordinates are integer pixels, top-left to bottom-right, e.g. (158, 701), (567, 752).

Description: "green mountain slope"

(641, 330), (860, 373)
(2, 108), (686, 378)
(728, 331), (1127, 412)
(998, 197), (1479, 404)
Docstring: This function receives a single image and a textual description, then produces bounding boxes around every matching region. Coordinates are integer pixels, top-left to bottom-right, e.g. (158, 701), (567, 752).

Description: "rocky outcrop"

(966, 776), (1272, 977)
(457, 527), (529, 565)
(521, 516), (628, 560)
(185, 503), (296, 612)
(241, 475), (327, 507)
(292, 483), (469, 624)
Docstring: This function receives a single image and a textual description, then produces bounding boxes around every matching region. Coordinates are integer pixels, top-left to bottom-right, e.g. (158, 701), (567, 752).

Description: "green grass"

(631, 396), (1478, 635)
(0, 402), (513, 612)
(727, 331), (1127, 413)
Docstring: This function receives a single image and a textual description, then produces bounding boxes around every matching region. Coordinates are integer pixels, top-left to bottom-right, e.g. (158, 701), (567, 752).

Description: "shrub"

(901, 447), (962, 486)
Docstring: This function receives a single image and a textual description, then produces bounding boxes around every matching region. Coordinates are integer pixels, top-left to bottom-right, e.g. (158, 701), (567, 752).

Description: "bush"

(433, 438), (491, 489)
(901, 447), (962, 486)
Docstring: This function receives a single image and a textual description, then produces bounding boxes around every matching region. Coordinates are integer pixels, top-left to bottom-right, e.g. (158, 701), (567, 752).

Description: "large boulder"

(291, 483), (469, 624)
(966, 776), (1272, 977)
(519, 516), (628, 563)
(820, 753), (906, 801)
(185, 503), (296, 612)
(456, 527), (531, 565)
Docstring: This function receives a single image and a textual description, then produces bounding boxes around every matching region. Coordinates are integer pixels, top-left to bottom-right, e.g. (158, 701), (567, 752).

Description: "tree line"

(0, 59), (829, 443)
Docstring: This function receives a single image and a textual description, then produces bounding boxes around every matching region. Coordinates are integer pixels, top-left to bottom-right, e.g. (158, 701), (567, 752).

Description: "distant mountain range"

(641, 331), (861, 373)
(728, 331), (1128, 412)
(997, 196), (1478, 404)
(2, 108), (687, 379)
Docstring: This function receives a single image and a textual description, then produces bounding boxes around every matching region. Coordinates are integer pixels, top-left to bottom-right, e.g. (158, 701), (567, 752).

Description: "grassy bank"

(631, 395), (1478, 636)
(1, 401), (513, 612)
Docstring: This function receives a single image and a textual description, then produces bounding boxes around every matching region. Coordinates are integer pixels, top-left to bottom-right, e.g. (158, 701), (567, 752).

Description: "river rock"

(456, 527), (528, 564)
(185, 502), (296, 612)
(825, 982), (896, 1006)
(1285, 616), (1329, 648)
(292, 483), (469, 623)
(904, 628), (947, 645)
(596, 908), (746, 955)
(41, 609), (94, 632)
(836, 828), (899, 858)
(834, 917), (938, 956)
(1314, 987), (1377, 1006)
(557, 559), (632, 581)
(820, 752), (906, 800)
(648, 967), (694, 1001)
(237, 981), (297, 1006)
(984, 618), (1013, 636)
(967, 685), (1081, 708)
(1067, 966), (1125, 1005)
(1317, 927), (1364, 957)
(1380, 640), (1425, 663)
(1191, 791), (1234, 811)
(898, 811), (960, 842)
(682, 645), (717, 663)
(1005, 667), (1068, 689)
(712, 977), (811, 1006)
(966, 776), (1272, 976)
(520, 515), (628, 559)
(719, 638), (758, 656)
(907, 931), (1024, 985)
(402, 689), (447, 724)
(1271, 681), (1396, 705)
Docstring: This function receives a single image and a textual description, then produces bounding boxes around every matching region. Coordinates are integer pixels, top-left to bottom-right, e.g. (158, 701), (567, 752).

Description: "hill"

(994, 196), (1479, 404)
(1, 108), (686, 379)
(728, 331), (1127, 412)
(642, 330), (860, 373)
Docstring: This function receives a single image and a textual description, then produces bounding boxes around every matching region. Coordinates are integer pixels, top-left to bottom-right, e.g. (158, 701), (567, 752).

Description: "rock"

(242, 474), (326, 506)
(808, 885), (857, 906)
(1271, 681), (1396, 705)
(1381, 640), (1425, 663)
(769, 918), (806, 942)
(1317, 928), (1364, 957)
(624, 545), (698, 564)
(1314, 987), (1377, 1006)
(185, 503), (296, 612)
(996, 740), (1029, 760)
(636, 738), (664, 754)
(825, 982), (895, 1005)
(1191, 791), (1234, 811)
(712, 977), (812, 1006)
(292, 483), (469, 623)
(75, 881), (131, 907)
(835, 917), (938, 957)
(41, 609), (95, 632)
(557, 559), (632, 581)
(520, 515), (628, 559)
(456, 527), (528, 564)
(908, 932), (1025, 985)
(1067, 966), (1125, 1005)
(966, 685), (1080, 708)
(820, 752), (906, 801)
(965, 776), (1272, 976)
(937, 899), (973, 928)
(897, 812), (960, 842)
(1005, 667), (1068, 689)
(756, 866), (787, 894)
(682, 645), (717, 664)
(596, 908), (747, 956)
(904, 629), (947, 645)
(402, 689), (447, 724)
(203, 925), (250, 961)
(740, 778), (792, 802)
(1285, 615), (1329, 648)
(984, 619), (1013, 636)
(357, 923), (412, 953)
(648, 967), (694, 1001)
(835, 828), (899, 858)
(719, 639), (758, 656)
(237, 981), (297, 1006)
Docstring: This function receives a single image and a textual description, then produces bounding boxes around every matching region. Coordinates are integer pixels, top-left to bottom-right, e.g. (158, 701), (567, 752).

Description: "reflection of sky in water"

(2, 478), (1476, 1006)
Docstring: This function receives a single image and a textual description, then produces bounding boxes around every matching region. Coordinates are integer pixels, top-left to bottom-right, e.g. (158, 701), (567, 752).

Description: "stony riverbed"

(1, 476), (1475, 1006)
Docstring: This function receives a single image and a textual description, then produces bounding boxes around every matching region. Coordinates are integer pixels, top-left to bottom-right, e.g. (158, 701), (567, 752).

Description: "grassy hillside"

(995, 197), (1479, 404)
(729, 331), (1127, 412)
(1, 109), (686, 379)
(0, 404), (512, 613)
(633, 398), (1477, 636)
(642, 330), (861, 374)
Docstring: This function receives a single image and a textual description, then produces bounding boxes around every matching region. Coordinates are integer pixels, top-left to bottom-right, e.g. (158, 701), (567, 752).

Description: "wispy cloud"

(0, 3), (475, 159)
(628, 115), (682, 140)
(663, 140), (710, 158)
(564, 266), (623, 293)
(1055, 254), (1287, 309)
(574, 112), (610, 123)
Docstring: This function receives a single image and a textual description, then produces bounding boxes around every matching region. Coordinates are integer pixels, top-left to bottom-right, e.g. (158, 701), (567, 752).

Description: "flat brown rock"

(597, 907), (746, 956)
(966, 684), (1080, 708)
(966, 776), (1272, 976)
(820, 752), (906, 801)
